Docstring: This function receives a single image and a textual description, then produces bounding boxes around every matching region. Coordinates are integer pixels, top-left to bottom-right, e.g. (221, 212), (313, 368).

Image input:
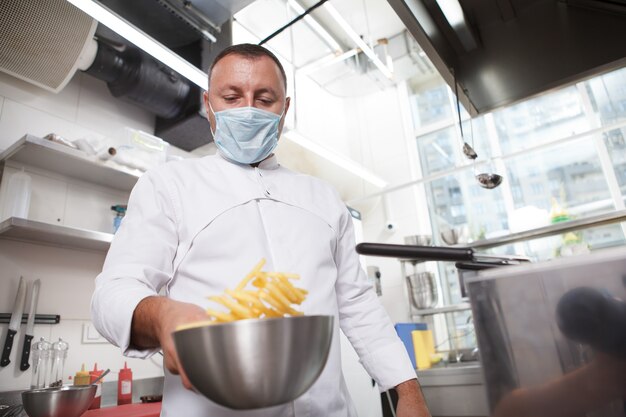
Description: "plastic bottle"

(74, 363), (90, 386)
(111, 205), (127, 233)
(1, 168), (31, 220)
(89, 363), (104, 409)
(117, 362), (133, 405)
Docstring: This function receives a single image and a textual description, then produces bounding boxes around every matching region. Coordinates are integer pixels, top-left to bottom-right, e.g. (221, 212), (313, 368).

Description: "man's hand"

(131, 296), (207, 390)
(395, 379), (432, 417)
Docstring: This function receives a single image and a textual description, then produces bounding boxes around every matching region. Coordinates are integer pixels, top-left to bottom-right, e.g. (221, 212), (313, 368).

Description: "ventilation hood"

(387, 0), (626, 115)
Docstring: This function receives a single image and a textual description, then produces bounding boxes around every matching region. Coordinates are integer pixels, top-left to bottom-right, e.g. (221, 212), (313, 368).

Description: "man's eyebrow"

(216, 85), (243, 93)
(255, 87), (279, 97)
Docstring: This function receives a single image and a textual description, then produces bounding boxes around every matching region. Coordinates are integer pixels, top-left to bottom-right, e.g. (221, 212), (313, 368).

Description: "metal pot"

(406, 272), (438, 310)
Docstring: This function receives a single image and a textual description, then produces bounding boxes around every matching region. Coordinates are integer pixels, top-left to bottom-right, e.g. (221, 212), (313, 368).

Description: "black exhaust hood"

(82, 0), (252, 151)
(388, 0), (626, 115)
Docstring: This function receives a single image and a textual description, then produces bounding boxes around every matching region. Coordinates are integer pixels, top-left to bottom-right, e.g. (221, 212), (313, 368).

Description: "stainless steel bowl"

(173, 315), (334, 409)
(21, 385), (96, 417)
(406, 272), (438, 309)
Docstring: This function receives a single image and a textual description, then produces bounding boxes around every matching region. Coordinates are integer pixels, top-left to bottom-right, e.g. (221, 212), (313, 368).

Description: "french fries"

(176, 259), (308, 331)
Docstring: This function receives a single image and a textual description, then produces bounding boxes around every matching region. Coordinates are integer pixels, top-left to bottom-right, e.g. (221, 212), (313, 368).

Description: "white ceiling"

(233, 0), (426, 97)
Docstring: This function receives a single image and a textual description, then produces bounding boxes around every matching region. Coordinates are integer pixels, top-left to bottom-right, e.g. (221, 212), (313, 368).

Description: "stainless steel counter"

(417, 364), (489, 417)
(466, 247), (626, 417)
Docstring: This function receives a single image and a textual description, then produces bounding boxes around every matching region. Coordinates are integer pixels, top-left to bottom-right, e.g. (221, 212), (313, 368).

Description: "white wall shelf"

(0, 134), (141, 192)
(0, 217), (113, 252)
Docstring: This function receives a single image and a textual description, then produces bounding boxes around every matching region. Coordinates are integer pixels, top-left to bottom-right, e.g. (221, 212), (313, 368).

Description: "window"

(408, 66), (626, 304)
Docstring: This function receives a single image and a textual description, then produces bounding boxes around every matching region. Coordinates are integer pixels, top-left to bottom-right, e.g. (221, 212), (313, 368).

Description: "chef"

(92, 43), (431, 417)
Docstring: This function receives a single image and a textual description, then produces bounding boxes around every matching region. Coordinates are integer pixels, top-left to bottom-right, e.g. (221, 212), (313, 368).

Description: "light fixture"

(296, 48), (360, 76)
(434, 0), (477, 51)
(283, 130), (388, 188)
(323, 3), (394, 80)
(286, 0), (343, 54)
(65, 0), (209, 89)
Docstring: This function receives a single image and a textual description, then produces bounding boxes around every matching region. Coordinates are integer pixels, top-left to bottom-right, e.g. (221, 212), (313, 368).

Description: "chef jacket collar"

(215, 151), (280, 170)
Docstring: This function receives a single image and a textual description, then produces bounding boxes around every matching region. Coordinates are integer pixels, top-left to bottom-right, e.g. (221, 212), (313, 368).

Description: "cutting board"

(82, 402), (161, 417)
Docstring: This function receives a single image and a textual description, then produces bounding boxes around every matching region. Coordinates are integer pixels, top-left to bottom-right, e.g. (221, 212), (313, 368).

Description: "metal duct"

(84, 38), (197, 120)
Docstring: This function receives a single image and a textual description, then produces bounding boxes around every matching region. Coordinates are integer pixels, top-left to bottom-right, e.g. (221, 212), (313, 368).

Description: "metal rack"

(0, 217), (113, 252)
(0, 134), (140, 251)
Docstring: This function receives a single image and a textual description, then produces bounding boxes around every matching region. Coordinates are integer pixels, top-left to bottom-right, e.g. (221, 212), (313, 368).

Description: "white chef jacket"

(92, 153), (415, 417)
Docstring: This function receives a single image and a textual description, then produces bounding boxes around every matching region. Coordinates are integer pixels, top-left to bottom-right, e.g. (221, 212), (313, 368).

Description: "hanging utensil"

(453, 70), (477, 160)
(452, 69), (503, 189)
(476, 172), (503, 189)
(1, 277), (27, 367)
(20, 279), (40, 371)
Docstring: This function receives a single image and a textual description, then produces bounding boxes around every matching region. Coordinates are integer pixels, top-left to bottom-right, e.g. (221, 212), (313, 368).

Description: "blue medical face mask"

(209, 103), (285, 164)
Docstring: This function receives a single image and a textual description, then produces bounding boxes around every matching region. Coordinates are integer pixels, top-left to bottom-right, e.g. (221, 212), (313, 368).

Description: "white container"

(2, 168), (32, 220)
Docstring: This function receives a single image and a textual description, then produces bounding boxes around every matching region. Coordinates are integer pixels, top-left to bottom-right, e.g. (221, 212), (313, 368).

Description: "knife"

(20, 279), (40, 371)
(1, 276), (26, 367)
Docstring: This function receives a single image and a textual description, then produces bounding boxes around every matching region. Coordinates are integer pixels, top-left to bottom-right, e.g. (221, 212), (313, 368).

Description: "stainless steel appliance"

(466, 247), (626, 417)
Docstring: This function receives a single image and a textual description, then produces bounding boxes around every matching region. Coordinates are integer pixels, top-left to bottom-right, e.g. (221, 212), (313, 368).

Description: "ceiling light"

(65, 0), (208, 89)
(297, 48), (359, 76)
(323, 3), (394, 79)
(286, 0), (342, 53)
(435, 0), (465, 29)
(283, 130), (388, 188)
(434, 0), (477, 51)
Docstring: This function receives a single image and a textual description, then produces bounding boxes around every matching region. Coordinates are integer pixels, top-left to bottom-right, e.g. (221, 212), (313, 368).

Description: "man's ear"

(284, 97), (291, 115)
(203, 91), (211, 119)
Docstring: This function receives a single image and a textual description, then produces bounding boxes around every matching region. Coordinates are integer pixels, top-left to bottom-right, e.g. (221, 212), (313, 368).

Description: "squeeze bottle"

(89, 363), (104, 409)
(117, 362), (133, 405)
(73, 363), (90, 386)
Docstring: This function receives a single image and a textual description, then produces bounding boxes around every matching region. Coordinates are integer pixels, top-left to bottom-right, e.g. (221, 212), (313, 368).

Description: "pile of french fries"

(177, 259), (308, 330)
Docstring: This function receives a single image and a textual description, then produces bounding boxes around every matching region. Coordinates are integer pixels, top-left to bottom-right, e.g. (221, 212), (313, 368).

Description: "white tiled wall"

(0, 240), (164, 392)
(0, 71), (162, 392)
(0, 71), (154, 153)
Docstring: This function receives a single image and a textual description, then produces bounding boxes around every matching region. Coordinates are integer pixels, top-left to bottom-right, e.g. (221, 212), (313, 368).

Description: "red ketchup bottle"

(117, 362), (133, 405)
(89, 363), (104, 409)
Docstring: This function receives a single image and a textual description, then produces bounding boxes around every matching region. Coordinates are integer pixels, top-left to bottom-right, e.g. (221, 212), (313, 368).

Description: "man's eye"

(223, 97), (237, 102)
(258, 99), (273, 104)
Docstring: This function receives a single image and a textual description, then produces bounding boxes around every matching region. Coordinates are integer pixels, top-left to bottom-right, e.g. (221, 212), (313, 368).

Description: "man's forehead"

(210, 54), (285, 91)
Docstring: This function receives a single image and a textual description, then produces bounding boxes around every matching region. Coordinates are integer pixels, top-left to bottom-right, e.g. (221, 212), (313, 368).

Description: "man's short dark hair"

(209, 43), (287, 89)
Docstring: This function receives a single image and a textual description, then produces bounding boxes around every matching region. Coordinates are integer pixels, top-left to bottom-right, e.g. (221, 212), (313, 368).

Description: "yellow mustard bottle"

(73, 363), (90, 386)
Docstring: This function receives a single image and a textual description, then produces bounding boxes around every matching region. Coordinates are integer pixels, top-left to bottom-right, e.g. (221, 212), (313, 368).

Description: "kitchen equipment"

(173, 315), (334, 409)
(406, 271), (438, 309)
(1, 276), (27, 367)
(20, 279), (41, 371)
(465, 247), (626, 416)
(21, 385), (97, 417)
(49, 338), (69, 387)
(452, 71), (503, 190)
(355, 242), (474, 262)
(0, 404), (23, 417)
(30, 338), (51, 389)
(453, 70), (478, 161)
(440, 227), (462, 246)
(475, 172), (503, 190)
(404, 235), (432, 246)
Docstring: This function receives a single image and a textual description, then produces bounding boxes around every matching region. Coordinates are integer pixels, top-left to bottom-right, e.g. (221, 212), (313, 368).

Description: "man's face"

(204, 54), (290, 135)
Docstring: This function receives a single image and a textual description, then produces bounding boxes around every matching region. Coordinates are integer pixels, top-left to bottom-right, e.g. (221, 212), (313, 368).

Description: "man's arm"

(131, 296), (207, 389)
(396, 379), (432, 417)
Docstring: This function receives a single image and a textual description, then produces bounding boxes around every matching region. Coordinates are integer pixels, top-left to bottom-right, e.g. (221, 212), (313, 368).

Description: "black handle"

(0, 328), (17, 367)
(355, 242), (474, 262)
(20, 334), (33, 371)
(556, 286), (626, 359)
